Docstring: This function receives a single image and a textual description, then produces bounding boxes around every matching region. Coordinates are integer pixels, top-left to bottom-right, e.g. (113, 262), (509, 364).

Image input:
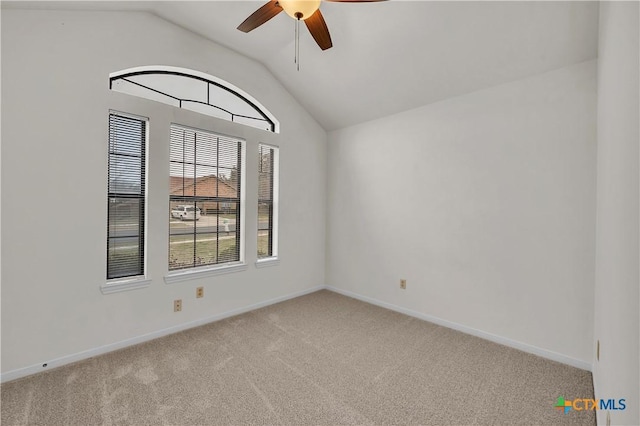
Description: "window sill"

(255, 257), (279, 268)
(164, 262), (248, 284)
(101, 277), (151, 294)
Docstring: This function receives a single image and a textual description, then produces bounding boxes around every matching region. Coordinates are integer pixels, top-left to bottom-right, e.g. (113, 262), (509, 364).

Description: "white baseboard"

(1, 284), (592, 383)
(0, 285), (324, 383)
(325, 286), (592, 371)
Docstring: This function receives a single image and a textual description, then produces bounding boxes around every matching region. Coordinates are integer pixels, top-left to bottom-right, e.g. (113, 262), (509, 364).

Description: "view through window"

(169, 125), (243, 270)
(107, 113), (147, 279)
(258, 144), (278, 259)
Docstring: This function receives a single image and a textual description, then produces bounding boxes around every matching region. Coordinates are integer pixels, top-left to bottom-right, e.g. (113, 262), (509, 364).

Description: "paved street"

(109, 215), (268, 248)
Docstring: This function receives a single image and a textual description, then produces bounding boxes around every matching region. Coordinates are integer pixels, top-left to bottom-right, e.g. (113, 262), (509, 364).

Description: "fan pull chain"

(294, 17), (300, 71)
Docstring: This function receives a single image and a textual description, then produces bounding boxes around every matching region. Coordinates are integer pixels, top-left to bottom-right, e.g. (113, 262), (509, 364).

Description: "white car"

(171, 205), (201, 221)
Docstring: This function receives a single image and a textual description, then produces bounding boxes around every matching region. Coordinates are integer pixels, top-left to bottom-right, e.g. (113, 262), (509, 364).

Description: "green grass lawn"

(170, 236), (238, 270)
(258, 232), (270, 257)
(110, 232), (271, 271)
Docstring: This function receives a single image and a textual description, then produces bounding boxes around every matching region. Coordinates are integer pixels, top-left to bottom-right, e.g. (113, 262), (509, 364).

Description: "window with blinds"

(107, 113), (147, 279)
(258, 144), (278, 259)
(169, 125), (243, 270)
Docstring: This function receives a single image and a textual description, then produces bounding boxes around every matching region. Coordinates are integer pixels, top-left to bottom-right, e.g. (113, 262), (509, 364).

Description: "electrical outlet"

(174, 299), (182, 312)
(196, 287), (204, 298)
(400, 279), (407, 289)
(597, 340), (600, 361)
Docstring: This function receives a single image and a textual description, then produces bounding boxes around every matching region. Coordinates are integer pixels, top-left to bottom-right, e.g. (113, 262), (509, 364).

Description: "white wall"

(327, 60), (597, 366)
(592, 2), (639, 425)
(1, 9), (327, 376)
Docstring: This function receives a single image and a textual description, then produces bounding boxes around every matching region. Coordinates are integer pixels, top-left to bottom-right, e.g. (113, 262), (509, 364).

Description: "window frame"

(256, 143), (279, 267)
(109, 66), (280, 133)
(165, 124), (247, 283)
(103, 111), (151, 294)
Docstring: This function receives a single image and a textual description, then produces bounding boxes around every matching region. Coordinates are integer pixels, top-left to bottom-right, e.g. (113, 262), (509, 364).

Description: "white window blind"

(169, 125), (243, 270)
(107, 113), (147, 279)
(258, 144), (278, 259)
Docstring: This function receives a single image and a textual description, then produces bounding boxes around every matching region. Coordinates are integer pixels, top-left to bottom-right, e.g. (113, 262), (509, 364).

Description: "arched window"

(110, 66), (279, 133)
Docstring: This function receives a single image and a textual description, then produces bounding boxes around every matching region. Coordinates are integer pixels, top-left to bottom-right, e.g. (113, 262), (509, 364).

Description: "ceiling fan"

(237, 0), (385, 52)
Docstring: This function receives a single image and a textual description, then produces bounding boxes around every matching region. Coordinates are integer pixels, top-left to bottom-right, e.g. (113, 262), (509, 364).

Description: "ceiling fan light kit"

(279, 0), (321, 20)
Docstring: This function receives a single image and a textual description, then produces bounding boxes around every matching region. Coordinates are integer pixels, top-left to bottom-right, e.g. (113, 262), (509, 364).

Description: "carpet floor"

(1, 289), (595, 425)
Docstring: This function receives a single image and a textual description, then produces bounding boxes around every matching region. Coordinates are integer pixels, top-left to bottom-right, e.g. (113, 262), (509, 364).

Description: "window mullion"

(216, 136), (220, 264)
(193, 132), (197, 268)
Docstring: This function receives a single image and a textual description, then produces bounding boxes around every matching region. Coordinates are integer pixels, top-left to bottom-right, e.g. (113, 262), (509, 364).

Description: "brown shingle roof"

(170, 175), (237, 198)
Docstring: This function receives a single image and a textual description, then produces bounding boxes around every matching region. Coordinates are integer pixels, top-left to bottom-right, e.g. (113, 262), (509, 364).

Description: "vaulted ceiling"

(5, 1), (599, 130)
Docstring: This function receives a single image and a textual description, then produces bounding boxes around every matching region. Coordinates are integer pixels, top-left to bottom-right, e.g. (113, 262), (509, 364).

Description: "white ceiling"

(5, 1), (599, 130)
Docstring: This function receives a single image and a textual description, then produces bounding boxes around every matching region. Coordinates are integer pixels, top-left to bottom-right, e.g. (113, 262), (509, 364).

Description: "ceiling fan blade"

(237, 1), (283, 33)
(305, 9), (333, 51)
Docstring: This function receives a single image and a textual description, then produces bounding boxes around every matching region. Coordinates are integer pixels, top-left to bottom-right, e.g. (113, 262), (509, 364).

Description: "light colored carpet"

(1, 289), (595, 425)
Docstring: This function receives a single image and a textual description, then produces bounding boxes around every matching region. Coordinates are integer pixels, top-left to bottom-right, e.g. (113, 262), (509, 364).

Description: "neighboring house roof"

(170, 175), (237, 198)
